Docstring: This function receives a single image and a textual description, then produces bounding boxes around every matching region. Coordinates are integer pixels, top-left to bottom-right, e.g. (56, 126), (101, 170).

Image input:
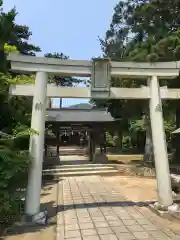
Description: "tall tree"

(96, 0), (180, 158)
(0, 0), (40, 72)
(0, 0), (16, 71)
(8, 24), (41, 56)
(0, 0), (39, 131)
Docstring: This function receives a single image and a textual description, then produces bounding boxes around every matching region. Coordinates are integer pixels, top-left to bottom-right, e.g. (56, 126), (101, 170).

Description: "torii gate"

(7, 54), (180, 222)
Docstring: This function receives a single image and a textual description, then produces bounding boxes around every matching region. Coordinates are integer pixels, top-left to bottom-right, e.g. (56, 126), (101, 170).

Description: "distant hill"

(68, 103), (93, 109)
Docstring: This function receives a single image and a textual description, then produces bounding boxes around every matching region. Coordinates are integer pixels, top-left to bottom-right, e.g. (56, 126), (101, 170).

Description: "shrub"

(0, 127), (34, 235)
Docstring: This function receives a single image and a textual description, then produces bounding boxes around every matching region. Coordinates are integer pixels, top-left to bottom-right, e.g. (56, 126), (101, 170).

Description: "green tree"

(0, 1), (16, 71)
(8, 24), (41, 56)
(96, 0), (180, 158)
(0, 0), (40, 72)
(0, 128), (38, 235)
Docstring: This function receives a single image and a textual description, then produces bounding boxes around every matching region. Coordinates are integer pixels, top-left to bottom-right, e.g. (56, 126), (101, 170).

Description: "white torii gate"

(7, 54), (180, 222)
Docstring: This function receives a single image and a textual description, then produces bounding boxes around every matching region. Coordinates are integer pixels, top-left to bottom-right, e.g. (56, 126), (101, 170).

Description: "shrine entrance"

(44, 108), (117, 162)
(7, 53), (180, 222)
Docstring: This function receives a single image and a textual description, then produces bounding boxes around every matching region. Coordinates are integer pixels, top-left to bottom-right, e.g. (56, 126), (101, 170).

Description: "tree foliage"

(0, 1), (41, 232)
(95, 0), (179, 154)
(0, 128), (40, 234)
(0, 1), (87, 233)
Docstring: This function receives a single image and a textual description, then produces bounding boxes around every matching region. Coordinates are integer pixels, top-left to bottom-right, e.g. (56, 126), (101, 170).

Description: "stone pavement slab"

(56, 175), (179, 240)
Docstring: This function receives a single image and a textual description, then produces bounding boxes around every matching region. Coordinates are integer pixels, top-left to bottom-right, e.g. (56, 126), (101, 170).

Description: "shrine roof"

(46, 108), (115, 123)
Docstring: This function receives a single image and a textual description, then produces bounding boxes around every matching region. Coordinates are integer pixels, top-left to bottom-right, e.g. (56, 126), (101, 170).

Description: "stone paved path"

(56, 175), (178, 240)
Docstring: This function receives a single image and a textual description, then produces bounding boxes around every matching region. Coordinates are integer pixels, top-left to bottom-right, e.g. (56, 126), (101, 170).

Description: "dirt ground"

(105, 175), (157, 202)
(4, 181), (57, 240)
(104, 175), (180, 236)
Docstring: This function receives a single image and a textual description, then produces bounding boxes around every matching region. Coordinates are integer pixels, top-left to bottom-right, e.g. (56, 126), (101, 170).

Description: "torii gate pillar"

(149, 76), (174, 209)
(25, 72), (48, 221)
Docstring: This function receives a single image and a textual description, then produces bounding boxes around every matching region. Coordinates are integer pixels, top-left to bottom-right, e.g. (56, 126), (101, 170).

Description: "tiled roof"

(46, 108), (114, 123)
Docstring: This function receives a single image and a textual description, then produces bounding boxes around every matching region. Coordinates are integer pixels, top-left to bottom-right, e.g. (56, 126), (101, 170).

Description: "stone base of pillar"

(16, 211), (48, 226)
(153, 202), (179, 212)
(149, 202), (180, 220)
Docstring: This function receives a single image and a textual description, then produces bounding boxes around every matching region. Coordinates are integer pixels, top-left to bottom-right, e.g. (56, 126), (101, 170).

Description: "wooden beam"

(7, 54), (180, 78)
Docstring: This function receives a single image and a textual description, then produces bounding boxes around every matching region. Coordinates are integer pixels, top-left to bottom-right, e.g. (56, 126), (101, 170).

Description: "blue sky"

(3, 0), (118, 107)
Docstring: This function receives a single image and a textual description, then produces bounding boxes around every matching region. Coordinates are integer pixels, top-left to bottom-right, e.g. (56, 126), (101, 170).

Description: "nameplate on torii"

(35, 102), (43, 111)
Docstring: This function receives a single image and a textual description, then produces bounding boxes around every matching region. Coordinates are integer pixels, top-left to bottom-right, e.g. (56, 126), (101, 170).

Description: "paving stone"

(148, 230), (171, 239)
(122, 219), (137, 226)
(130, 214), (145, 219)
(114, 232), (136, 240)
(94, 221), (109, 228)
(79, 222), (94, 229)
(82, 235), (100, 240)
(65, 224), (80, 231)
(127, 224), (144, 232)
(65, 219), (78, 225)
(65, 230), (81, 238)
(77, 215), (90, 219)
(96, 227), (113, 234)
(81, 229), (97, 236)
(92, 217), (106, 222)
(105, 216), (119, 221)
(142, 224), (157, 231)
(90, 213), (103, 217)
(103, 211), (116, 216)
(117, 212), (131, 217)
(107, 221), (123, 227)
(118, 215), (133, 220)
(163, 229), (177, 238)
(135, 238), (154, 240)
(111, 226), (130, 233)
(65, 216), (78, 221)
(100, 234), (118, 240)
(65, 238), (82, 240)
(132, 231), (151, 239)
(89, 209), (101, 213)
(78, 218), (92, 223)
(136, 219), (152, 225)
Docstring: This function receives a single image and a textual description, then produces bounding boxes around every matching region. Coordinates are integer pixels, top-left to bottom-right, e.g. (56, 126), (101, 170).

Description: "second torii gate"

(7, 54), (180, 223)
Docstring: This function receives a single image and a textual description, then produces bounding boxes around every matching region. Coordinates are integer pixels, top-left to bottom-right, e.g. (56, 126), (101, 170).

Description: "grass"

(107, 154), (143, 162)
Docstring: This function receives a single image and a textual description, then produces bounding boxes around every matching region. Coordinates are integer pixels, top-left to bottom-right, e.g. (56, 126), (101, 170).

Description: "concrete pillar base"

(21, 211), (48, 225)
(154, 202), (179, 212)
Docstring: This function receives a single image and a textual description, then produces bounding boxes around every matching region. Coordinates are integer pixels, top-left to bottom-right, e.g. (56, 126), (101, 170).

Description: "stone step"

(46, 163), (113, 169)
(43, 166), (114, 173)
(42, 169), (119, 177)
(60, 152), (87, 156)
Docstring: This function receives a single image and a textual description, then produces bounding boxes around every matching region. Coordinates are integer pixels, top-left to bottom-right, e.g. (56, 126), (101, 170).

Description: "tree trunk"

(0, 43), (6, 72)
(117, 130), (122, 149)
